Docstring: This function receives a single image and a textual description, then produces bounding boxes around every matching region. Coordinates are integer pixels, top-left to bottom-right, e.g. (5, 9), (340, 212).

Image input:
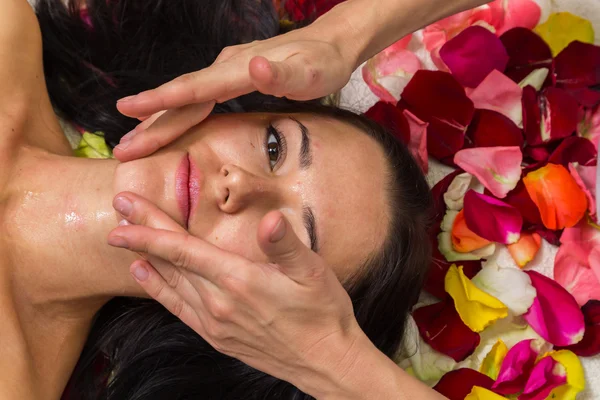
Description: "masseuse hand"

(113, 18), (358, 162)
(108, 192), (369, 399)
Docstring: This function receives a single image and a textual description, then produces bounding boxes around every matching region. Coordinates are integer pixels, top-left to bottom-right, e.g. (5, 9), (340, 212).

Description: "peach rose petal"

(452, 209), (493, 253)
(507, 232), (542, 268)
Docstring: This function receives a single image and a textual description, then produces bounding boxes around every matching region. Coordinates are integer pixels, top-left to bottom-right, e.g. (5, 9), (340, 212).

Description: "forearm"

(312, 0), (492, 69)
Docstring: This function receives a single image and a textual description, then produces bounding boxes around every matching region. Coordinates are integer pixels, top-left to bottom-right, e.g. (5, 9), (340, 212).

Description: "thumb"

(249, 56), (321, 100)
(257, 211), (323, 282)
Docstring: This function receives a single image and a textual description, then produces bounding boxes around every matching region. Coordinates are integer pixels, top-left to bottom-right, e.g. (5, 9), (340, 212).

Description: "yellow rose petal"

(479, 340), (508, 380)
(534, 12), (595, 56)
(547, 350), (586, 400)
(74, 131), (113, 159)
(465, 386), (508, 400)
(444, 265), (508, 332)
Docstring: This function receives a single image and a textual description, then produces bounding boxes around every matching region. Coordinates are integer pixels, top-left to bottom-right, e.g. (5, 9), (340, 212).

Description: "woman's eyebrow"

(289, 117), (312, 169)
(303, 205), (319, 252)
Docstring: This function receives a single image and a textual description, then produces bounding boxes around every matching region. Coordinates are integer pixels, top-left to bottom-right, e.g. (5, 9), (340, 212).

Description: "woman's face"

(113, 113), (390, 279)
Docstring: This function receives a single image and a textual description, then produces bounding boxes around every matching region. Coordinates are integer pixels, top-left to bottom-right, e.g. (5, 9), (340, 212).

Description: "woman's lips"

(175, 153), (201, 229)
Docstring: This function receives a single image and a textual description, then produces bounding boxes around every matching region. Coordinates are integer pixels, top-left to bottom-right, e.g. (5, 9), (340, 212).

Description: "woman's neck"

(0, 146), (143, 398)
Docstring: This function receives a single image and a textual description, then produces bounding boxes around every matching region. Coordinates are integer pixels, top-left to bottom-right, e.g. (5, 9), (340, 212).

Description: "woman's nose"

(216, 164), (277, 213)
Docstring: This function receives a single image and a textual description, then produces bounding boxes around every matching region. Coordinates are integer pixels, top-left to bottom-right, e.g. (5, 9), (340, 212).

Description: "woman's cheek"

(205, 219), (267, 262)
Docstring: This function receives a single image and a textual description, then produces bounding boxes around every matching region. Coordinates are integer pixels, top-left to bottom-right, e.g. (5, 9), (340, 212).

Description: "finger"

(130, 259), (202, 327)
(108, 225), (245, 282)
(113, 191), (187, 232)
(249, 55), (323, 100)
(135, 110), (167, 131)
(256, 211), (323, 282)
(116, 63), (255, 118)
(113, 102), (214, 162)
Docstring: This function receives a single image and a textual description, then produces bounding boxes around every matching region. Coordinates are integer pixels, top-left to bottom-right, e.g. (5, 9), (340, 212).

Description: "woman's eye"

(265, 124), (286, 170)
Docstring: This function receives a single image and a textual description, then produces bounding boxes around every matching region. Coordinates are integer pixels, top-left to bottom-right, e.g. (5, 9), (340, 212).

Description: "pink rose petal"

(554, 242), (600, 307)
(466, 110), (524, 148)
(555, 41), (600, 89)
(559, 300), (600, 357)
(493, 339), (546, 395)
(569, 163), (597, 219)
(492, 0), (541, 35)
(440, 26), (509, 88)
(454, 147), (523, 198)
(468, 70), (524, 125)
(519, 357), (567, 400)
(400, 70), (475, 161)
(463, 190), (523, 244)
(549, 137), (597, 167)
(404, 110), (429, 173)
(500, 28), (553, 84)
(578, 106), (600, 150)
(524, 270), (586, 346)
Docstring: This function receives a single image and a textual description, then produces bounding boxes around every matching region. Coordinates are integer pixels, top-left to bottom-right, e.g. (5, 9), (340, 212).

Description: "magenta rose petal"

(492, 339), (547, 395)
(365, 101), (410, 144)
(500, 27), (553, 83)
(555, 41), (600, 89)
(434, 368), (495, 400)
(468, 70), (524, 125)
(401, 70), (475, 161)
(455, 147), (523, 198)
(413, 300), (481, 362)
(558, 300), (600, 357)
(548, 137), (597, 167)
(463, 190), (523, 244)
(466, 109), (524, 148)
(519, 356), (567, 400)
(524, 271), (586, 346)
(440, 26), (509, 88)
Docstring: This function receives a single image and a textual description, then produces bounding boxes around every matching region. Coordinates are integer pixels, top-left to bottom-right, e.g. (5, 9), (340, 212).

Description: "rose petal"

(491, 0), (541, 36)
(479, 339), (508, 380)
(364, 101), (410, 143)
(468, 70), (524, 126)
(363, 42), (422, 102)
(522, 87), (581, 146)
(534, 12), (595, 57)
(433, 368), (495, 400)
(451, 209), (493, 253)
(547, 350), (586, 399)
(404, 110), (429, 173)
(569, 163), (597, 220)
(445, 265), (508, 332)
(413, 300), (481, 362)
(505, 180), (543, 226)
(454, 147), (522, 198)
(432, 170), (465, 219)
(554, 242), (600, 307)
(524, 271), (585, 346)
(577, 106), (600, 150)
(523, 163), (588, 230)
(569, 88), (600, 109)
(555, 41), (600, 89)
(500, 28), (553, 84)
(427, 243), (483, 299)
(444, 172), (478, 211)
(400, 70), (475, 161)
(518, 68), (550, 91)
(558, 300), (600, 357)
(465, 386), (508, 400)
(284, 0), (346, 21)
(519, 356), (567, 400)
(548, 137), (597, 167)
(440, 26), (509, 88)
(492, 338), (549, 395)
(463, 190), (523, 244)
(466, 110), (524, 149)
(471, 261), (537, 316)
(422, 7), (495, 52)
(507, 232), (542, 268)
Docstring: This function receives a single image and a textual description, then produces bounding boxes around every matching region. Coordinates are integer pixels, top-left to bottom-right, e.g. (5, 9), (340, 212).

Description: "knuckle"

(170, 296), (185, 318)
(206, 321), (228, 341)
(218, 272), (248, 297)
(168, 235), (194, 268)
(165, 269), (182, 289)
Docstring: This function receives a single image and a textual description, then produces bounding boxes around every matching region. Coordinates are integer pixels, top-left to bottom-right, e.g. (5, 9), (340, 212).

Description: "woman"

(0, 0), (432, 398)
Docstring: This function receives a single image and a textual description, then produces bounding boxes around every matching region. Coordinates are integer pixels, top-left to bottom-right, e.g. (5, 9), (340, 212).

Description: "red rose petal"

(364, 101), (410, 144)
(433, 368), (494, 400)
(524, 144), (553, 163)
(529, 225), (563, 246)
(401, 70), (475, 161)
(413, 300), (481, 362)
(558, 300), (600, 357)
(440, 26), (509, 88)
(505, 180), (543, 226)
(548, 136), (597, 167)
(466, 109), (524, 147)
(500, 28), (553, 84)
(555, 41), (600, 89)
(523, 86), (580, 146)
(284, 0), (346, 21)
(568, 87), (600, 109)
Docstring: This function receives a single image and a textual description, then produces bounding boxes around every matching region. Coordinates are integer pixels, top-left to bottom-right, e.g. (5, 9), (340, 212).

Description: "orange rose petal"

(452, 209), (493, 253)
(523, 164), (588, 230)
(507, 232), (542, 268)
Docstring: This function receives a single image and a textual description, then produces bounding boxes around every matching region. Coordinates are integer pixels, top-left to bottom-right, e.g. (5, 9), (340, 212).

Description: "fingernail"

(118, 95), (136, 103)
(119, 129), (138, 144)
(114, 196), (133, 217)
(119, 219), (130, 226)
(108, 236), (129, 248)
(132, 264), (149, 281)
(115, 141), (130, 151)
(269, 217), (286, 243)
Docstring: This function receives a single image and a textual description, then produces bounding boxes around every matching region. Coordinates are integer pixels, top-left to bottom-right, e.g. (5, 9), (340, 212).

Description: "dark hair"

(36, 1), (432, 399)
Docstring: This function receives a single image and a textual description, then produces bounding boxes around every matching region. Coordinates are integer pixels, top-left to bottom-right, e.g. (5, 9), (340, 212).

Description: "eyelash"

(265, 123), (287, 171)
